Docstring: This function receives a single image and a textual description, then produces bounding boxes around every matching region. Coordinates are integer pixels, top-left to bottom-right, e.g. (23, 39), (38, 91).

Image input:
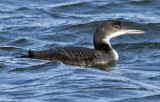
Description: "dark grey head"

(94, 21), (145, 50)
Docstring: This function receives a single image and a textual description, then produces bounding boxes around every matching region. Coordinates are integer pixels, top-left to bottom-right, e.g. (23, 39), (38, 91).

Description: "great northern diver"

(21, 21), (145, 66)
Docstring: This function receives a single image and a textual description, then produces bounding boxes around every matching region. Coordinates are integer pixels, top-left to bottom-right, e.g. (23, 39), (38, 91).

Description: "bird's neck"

(94, 35), (113, 52)
(94, 27), (112, 51)
(93, 28), (118, 61)
(94, 39), (112, 51)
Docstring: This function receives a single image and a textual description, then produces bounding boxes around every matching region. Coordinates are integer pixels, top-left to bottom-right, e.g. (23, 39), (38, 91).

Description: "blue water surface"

(0, 0), (160, 102)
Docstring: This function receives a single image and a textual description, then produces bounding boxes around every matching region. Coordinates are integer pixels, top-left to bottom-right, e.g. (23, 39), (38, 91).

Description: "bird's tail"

(16, 49), (34, 58)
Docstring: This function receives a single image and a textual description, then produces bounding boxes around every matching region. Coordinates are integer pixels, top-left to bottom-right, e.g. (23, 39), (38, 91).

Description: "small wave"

(114, 42), (160, 51)
(46, 1), (91, 8)
(0, 45), (22, 51)
(7, 38), (29, 45)
(127, 0), (153, 5)
(15, 7), (30, 11)
(9, 61), (57, 72)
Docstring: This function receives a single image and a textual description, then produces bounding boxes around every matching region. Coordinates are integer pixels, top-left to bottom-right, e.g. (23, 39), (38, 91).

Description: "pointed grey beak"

(124, 28), (145, 34)
(107, 26), (145, 39)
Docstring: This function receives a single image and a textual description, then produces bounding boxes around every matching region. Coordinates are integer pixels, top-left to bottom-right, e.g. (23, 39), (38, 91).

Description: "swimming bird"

(21, 21), (145, 67)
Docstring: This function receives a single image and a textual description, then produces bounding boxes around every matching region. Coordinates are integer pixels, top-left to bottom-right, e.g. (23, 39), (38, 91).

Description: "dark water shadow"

(9, 60), (61, 73)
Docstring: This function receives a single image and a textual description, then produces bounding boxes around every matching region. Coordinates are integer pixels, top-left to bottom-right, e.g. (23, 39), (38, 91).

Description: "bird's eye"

(114, 25), (119, 29)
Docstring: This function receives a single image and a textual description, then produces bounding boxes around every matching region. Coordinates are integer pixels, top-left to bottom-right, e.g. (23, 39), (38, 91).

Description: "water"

(0, 0), (160, 102)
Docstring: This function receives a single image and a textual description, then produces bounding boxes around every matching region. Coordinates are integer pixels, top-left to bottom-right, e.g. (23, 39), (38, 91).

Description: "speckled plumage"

(30, 46), (113, 66)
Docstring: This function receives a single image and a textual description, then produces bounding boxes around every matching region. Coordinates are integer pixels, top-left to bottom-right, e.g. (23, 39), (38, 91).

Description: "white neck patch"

(102, 35), (119, 61)
(112, 49), (119, 61)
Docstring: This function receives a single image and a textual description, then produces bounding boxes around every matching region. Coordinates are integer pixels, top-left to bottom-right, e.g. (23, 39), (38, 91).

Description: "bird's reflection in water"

(91, 61), (117, 72)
